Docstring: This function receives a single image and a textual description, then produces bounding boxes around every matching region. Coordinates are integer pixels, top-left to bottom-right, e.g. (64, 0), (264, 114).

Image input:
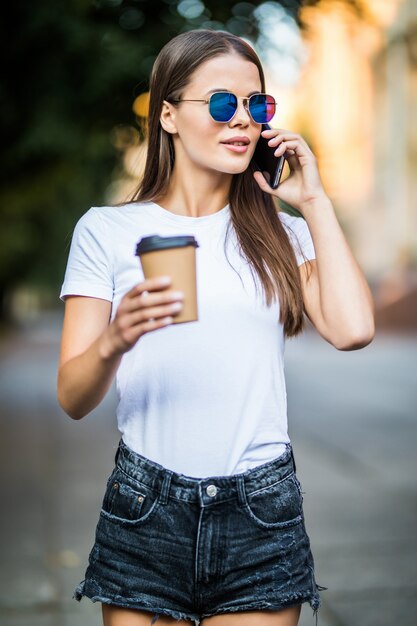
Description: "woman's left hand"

(253, 127), (328, 214)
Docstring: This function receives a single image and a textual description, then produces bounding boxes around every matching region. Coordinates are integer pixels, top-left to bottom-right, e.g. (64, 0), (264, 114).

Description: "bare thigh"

(102, 605), (193, 626)
(200, 605), (302, 626)
(102, 604), (302, 626)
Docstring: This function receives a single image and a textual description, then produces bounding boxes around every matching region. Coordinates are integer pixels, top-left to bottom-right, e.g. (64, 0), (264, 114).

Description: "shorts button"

(206, 484), (218, 497)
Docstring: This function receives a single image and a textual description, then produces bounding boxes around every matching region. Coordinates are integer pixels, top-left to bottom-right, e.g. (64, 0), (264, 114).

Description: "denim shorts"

(74, 438), (326, 624)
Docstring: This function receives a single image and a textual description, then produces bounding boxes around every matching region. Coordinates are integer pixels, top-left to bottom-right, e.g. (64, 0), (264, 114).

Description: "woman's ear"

(160, 101), (178, 135)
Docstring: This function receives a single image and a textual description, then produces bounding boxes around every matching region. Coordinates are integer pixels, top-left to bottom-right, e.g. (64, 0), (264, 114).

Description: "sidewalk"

(0, 312), (416, 625)
(287, 328), (417, 626)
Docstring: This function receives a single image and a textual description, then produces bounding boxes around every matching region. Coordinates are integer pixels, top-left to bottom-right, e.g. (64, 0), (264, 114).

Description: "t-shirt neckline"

(143, 201), (231, 226)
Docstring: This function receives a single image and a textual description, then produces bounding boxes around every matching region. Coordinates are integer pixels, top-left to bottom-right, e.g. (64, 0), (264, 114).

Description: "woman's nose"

(230, 98), (251, 126)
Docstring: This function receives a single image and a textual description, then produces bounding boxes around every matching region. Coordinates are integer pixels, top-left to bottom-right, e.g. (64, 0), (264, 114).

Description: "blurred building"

(371, 0), (417, 263)
(293, 0), (417, 329)
(366, 0), (417, 317)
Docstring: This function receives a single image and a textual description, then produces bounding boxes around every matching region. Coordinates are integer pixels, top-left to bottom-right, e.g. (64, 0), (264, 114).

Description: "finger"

(273, 139), (313, 158)
(261, 128), (311, 153)
(261, 127), (289, 137)
(125, 287), (184, 313)
(266, 134), (311, 156)
(115, 298), (180, 343)
(138, 276), (172, 291)
(267, 133), (299, 147)
(253, 170), (273, 193)
(123, 315), (175, 345)
(140, 316), (174, 333)
(128, 276), (172, 298)
(130, 300), (183, 325)
(123, 276), (172, 305)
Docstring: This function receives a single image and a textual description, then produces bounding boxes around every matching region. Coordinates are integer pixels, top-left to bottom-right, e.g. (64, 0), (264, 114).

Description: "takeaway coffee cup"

(135, 234), (199, 324)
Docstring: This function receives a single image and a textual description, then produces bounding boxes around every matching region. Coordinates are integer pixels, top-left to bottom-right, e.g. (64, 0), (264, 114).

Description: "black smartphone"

(252, 123), (285, 189)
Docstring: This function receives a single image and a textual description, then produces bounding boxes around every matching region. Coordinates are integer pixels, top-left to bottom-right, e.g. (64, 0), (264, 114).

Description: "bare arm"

(299, 197), (375, 351)
(254, 128), (375, 351)
(57, 276), (184, 420)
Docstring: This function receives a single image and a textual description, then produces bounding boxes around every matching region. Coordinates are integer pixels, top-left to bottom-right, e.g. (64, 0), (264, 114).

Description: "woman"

(58, 29), (375, 626)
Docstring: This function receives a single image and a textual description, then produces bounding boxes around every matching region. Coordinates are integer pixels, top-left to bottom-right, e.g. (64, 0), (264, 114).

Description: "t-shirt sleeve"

(59, 207), (114, 302)
(279, 211), (316, 267)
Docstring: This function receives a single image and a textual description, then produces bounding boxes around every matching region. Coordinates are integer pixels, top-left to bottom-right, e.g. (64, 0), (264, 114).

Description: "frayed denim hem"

(199, 589), (325, 624)
(74, 578), (328, 625)
(312, 583), (328, 626)
(73, 579), (199, 623)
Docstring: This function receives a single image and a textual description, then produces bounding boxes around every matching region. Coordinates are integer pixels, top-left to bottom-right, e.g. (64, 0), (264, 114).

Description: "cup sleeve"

(279, 211), (316, 267)
(59, 207), (114, 302)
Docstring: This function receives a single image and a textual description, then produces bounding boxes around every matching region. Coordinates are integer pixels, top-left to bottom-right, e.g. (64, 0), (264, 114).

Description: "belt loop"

(290, 447), (297, 473)
(235, 475), (247, 506)
(159, 470), (173, 505)
(114, 439), (122, 465)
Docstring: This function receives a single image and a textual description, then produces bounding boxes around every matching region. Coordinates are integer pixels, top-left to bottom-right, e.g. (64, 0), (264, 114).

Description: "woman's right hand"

(102, 276), (184, 358)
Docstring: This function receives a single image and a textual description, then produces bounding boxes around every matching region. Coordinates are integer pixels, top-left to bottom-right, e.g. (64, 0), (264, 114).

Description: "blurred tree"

(0, 0), (327, 321)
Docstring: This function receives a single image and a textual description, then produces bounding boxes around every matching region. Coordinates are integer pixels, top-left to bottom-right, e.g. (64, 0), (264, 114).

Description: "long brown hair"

(128, 29), (311, 338)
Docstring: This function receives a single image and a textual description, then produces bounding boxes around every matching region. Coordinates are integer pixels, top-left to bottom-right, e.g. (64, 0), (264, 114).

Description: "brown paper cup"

(135, 235), (199, 324)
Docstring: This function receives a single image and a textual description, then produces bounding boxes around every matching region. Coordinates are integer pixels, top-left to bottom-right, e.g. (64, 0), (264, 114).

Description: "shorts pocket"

(100, 468), (160, 525)
(242, 472), (303, 529)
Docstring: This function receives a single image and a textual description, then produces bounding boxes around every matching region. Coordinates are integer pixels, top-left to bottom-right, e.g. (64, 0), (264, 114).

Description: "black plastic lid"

(135, 234), (199, 256)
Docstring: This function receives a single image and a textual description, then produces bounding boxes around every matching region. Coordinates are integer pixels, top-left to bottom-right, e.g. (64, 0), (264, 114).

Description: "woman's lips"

(220, 136), (250, 154)
(221, 143), (249, 153)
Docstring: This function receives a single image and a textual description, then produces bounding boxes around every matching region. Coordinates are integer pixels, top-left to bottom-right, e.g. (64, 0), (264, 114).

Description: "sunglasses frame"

(170, 91), (276, 124)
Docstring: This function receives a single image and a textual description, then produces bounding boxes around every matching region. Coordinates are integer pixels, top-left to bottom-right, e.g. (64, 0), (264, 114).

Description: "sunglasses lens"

(209, 92), (238, 122)
(249, 94), (276, 123)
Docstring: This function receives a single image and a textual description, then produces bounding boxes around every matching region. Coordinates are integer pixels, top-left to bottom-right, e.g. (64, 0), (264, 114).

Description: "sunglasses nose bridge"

(243, 97), (250, 116)
(231, 96), (251, 123)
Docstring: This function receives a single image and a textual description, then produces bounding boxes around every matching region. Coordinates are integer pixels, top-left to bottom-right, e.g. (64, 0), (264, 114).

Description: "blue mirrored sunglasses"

(170, 91), (276, 124)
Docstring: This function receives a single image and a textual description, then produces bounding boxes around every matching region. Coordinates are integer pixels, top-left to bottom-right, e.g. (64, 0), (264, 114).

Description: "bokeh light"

(177, 0), (205, 20)
(133, 92), (150, 118)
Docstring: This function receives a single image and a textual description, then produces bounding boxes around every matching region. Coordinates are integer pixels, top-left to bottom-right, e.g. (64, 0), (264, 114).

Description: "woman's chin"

(216, 163), (251, 176)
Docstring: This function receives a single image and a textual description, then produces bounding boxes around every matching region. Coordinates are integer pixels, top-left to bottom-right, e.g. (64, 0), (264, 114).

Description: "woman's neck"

(155, 164), (232, 218)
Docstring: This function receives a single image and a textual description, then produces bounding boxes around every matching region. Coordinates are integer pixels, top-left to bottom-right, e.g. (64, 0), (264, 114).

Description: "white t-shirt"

(60, 201), (315, 478)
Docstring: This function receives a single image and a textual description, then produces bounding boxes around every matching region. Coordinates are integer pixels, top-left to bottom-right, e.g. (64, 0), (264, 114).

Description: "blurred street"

(0, 312), (416, 626)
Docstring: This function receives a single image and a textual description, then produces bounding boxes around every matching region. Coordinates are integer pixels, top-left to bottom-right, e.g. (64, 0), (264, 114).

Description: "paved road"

(0, 312), (416, 626)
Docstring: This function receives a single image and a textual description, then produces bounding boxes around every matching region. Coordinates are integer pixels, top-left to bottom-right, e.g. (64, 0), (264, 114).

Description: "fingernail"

(159, 276), (171, 284)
